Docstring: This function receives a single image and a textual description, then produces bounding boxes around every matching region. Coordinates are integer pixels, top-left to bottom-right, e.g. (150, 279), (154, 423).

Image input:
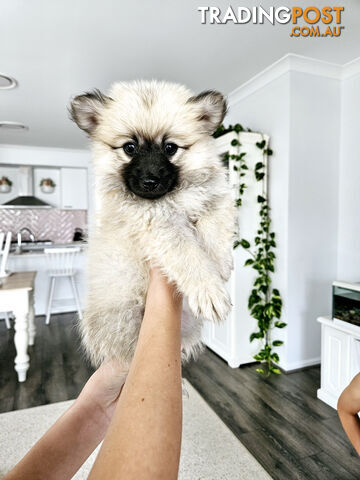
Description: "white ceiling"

(0, 0), (358, 149)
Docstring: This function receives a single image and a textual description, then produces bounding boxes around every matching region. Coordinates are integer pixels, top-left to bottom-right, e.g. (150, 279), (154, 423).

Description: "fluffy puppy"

(70, 80), (235, 368)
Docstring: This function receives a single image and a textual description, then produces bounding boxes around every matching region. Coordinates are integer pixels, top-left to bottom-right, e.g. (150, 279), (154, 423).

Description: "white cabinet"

(0, 166), (19, 205)
(201, 131), (269, 368)
(60, 168), (88, 210)
(317, 316), (360, 409)
(0, 165), (88, 210)
(33, 167), (61, 207)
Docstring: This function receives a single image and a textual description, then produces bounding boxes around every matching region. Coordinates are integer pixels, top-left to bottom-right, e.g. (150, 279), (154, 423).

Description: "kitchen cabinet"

(61, 168), (88, 210)
(33, 167), (61, 207)
(0, 166), (20, 205)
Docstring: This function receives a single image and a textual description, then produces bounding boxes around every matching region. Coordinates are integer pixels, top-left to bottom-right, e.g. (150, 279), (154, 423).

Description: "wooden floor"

(0, 312), (94, 413)
(0, 313), (358, 479)
(183, 350), (359, 480)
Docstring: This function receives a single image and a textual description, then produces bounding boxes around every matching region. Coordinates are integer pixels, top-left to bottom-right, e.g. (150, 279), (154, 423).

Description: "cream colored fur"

(71, 80), (235, 367)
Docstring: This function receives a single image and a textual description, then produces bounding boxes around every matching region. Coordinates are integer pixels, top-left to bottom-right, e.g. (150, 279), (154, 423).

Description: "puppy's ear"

(69, 89), (111, 136)
(187, 90), (227, 135)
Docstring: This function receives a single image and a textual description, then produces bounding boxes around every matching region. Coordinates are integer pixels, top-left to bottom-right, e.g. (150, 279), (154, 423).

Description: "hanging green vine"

(214, 124), (286, 376)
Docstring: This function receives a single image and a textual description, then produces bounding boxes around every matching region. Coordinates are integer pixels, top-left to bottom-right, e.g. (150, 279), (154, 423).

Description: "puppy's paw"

(188, 280), (231, 323)
(219, 261), (233, 282)
(212, 252), (233, 282)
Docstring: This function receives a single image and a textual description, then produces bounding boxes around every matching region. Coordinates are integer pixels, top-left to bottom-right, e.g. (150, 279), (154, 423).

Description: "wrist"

(75, 390), (113, 430)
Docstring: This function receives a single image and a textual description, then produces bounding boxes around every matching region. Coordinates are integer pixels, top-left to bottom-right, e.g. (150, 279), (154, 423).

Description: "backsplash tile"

(0, 209), (87, 243)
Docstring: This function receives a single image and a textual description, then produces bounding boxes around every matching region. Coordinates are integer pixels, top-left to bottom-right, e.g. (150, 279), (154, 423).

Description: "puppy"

(70, 80), (235, 368)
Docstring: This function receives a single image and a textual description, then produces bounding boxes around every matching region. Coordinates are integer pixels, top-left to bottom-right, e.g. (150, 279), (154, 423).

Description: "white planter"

(0, 184), (11, 193)
(40, 184), (55, 194)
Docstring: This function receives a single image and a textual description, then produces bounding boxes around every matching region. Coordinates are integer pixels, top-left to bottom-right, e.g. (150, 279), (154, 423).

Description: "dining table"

(0, 271), (36, 382)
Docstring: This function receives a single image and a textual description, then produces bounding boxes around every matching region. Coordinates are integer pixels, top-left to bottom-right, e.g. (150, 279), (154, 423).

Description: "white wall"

(227, 55), (343, 370)
(337, 72), (360, 281)
(0, 143), (94, 217)
(0, 144), (90, 167)
(286, 72), (340, 369)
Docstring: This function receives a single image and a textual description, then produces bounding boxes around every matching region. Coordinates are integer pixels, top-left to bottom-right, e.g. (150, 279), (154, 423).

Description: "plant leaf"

(240, 239), (250, 249)
(256, 140), (266, 149)
(269, 367), (281, 375)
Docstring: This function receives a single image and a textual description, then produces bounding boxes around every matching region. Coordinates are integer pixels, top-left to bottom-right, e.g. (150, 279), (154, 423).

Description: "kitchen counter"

(8, 243), (87, 315)
(9, 242), (87, 257)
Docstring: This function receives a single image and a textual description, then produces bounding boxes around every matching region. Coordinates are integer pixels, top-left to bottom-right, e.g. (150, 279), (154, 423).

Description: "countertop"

(9, 242), (87, 258)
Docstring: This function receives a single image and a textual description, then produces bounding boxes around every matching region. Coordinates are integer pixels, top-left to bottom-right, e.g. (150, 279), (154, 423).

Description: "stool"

(44, 247), (83, 324)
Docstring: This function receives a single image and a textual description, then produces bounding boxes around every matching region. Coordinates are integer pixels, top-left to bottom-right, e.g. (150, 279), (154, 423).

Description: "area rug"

(0, 380), (271, 479)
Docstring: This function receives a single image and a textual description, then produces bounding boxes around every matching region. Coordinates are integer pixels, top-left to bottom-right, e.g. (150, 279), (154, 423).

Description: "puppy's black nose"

(142, 178), (159, 191)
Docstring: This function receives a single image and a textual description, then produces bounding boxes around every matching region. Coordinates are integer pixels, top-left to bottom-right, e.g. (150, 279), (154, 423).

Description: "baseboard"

(280, 356), (321, 372)
(35, 298), (84, 316)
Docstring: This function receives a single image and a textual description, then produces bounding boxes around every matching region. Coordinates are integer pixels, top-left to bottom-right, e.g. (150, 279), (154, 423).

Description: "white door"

(61, 168), (88, 210)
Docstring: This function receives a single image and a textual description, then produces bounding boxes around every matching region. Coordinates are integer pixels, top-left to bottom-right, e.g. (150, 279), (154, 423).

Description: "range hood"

(1, 166), (52, 209)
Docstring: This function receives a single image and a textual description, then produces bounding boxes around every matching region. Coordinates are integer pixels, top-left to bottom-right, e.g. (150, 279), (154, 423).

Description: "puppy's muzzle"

(142, 176), (160, 192)
(123, 151), (179, 200)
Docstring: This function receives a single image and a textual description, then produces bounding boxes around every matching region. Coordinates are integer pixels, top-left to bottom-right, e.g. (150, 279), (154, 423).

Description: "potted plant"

(40, 177), (56, 193)
(0, 176), (12, 193)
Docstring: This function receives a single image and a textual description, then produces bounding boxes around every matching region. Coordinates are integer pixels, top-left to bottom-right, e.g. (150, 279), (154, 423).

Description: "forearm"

(4, 397), (110, 480)
(337, 409), (360, 455)
(89, 270), (183, 480)
(337, 373), (360, 456)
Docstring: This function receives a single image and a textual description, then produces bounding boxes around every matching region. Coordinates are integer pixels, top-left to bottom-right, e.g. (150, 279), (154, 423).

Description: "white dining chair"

(2, 312), (11, 329)
(44, 247), (83, 325)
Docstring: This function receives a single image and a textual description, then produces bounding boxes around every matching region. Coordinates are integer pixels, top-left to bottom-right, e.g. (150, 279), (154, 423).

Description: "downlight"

(0, 121), (29, 130)
(0, 73), (17, 90)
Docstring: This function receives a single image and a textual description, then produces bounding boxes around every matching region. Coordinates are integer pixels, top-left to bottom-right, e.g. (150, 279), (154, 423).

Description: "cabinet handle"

(64, 205), (73, 209)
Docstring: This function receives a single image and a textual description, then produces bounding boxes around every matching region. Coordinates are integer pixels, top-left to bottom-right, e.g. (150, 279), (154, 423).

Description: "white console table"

(0, 272), (36, 382)
(317, 316), (360, 409)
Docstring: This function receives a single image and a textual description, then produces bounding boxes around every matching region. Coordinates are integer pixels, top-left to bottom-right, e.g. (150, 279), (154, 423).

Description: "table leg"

(13, 302), (30, 383)
(28, 291), (36, 346)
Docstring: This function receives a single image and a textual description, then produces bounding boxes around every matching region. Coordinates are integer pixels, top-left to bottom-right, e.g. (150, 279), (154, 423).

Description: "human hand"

(78, 360), (128, 424)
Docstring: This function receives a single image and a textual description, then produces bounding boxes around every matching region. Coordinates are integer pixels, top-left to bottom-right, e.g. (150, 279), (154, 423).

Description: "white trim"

(228, 53), (359, 106)
(342, 57), (360, 80)
(280, 356), (321, 372)
(40, 298), (83, 316)
(318, 315), (360, 340)
(333, 280), (360, 293)
(228, 54), (292, 105)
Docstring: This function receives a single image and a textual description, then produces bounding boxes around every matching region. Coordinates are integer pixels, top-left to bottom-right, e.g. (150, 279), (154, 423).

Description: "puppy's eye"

(164, 143), (178, 156)
(123, 142), (137, 156)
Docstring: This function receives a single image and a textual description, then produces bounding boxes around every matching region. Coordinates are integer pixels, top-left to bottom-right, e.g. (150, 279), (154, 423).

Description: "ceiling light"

(0, 74), (17, 90)
(0, 121), (29, 130)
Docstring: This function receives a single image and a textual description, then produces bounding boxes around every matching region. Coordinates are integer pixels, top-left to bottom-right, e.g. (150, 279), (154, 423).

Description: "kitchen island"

(8, 243), (87, 316)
